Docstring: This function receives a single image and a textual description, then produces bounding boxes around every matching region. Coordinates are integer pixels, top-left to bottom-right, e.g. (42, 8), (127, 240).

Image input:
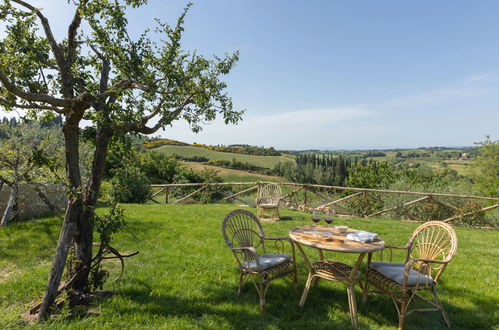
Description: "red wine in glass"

(311, 217), (321, 223)
(324, 218), (334, 224)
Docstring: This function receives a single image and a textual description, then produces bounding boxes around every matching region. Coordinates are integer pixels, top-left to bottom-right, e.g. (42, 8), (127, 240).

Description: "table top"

(289, 225), (385, 253)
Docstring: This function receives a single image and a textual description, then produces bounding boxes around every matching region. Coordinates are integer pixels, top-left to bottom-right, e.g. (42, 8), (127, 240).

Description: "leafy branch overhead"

(0, 0), (243, 319)
(0, 0), (243, 134)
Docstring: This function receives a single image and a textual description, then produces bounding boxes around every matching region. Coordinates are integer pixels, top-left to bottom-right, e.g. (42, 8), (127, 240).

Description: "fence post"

(165, 188), (169, 204)
(304, 184), (308, 206)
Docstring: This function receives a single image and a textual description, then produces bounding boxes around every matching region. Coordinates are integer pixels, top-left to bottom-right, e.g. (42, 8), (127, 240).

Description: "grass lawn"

(0, 204), (498, 329)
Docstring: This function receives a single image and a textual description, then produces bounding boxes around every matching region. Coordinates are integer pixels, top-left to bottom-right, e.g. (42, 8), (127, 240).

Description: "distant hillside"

(192, 143), (281, 156)
(143, 138), (188, 149)
(157, 145), (294, 169)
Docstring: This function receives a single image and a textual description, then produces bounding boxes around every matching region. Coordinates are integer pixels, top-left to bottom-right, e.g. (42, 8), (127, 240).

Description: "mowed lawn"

(0, 204), (498, 329)
(157, 145), (293, 169)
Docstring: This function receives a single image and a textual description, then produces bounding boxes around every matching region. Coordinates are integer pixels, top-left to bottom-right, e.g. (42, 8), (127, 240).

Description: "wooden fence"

(149, 182), (499, 224)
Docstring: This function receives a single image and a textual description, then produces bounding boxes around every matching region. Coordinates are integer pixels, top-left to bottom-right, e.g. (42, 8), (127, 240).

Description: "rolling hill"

(156, 145), (294, 169)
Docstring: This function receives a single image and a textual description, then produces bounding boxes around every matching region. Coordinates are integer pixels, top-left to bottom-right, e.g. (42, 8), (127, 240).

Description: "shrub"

(455, 201), (486, 226)
(346, 194), (383, 217)
(109, 165), (151, 203)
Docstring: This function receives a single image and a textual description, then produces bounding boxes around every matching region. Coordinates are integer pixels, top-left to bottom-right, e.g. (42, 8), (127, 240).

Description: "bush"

(455, 201), (486, 226)
(109, 165), (151, 203)
(137, 151), (184, 183)
(346, 194), (383, 217)
(382, 173), (476, 221)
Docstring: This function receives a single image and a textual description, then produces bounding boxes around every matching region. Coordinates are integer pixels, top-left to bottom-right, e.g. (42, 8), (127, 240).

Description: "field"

(157, 145), (294, 169)
(181, 161), (287, 182)
(1, 204), (498, 329)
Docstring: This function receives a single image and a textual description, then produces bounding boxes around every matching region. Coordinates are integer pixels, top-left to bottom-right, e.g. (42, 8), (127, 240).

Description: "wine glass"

(324, 217), (334, 225)
(311, 211), (321, 224)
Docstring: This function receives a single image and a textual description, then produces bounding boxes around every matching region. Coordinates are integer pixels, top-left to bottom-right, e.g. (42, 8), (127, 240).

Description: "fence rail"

(149, 182), (499, 225)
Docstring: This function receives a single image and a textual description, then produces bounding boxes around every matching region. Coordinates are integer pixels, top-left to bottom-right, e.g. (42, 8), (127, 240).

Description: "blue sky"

(5, 1), (499, 149)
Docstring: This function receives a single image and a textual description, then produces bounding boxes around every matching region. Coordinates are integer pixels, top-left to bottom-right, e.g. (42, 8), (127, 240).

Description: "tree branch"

(10, 0), (65, 72)
(67, 0), (87, 67)
(0, 70), (71, 107)
(127, 94), (193, 134)
(0, 97), (66, 114)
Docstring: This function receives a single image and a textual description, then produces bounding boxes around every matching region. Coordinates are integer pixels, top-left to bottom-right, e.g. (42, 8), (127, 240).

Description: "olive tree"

(0, 0), (242, 319)
(0, 122), (64, 226)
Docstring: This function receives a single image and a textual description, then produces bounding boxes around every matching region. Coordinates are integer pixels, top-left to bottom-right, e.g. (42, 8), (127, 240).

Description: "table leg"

(347, 253), (366, 328)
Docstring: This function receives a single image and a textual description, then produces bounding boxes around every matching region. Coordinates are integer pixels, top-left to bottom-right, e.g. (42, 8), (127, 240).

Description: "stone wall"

(0, 184), (67, 220)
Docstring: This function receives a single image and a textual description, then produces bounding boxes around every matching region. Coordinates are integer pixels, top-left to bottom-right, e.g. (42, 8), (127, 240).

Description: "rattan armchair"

(362, 221), (458, 330)
(256, 183), (282, 220)
(222, 209), (297, 311)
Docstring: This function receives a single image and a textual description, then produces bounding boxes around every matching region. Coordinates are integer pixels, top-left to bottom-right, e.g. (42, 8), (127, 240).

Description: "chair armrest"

(409, 257), (448, 265)
(231, 246), (260, 269)
(262, 237), (296, 260)
(384, 244), (410, 250)
(377, 244), (410, 263)
(263, 236), (291, 241)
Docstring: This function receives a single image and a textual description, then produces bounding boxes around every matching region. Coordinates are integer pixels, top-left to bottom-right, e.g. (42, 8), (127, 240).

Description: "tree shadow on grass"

(112, 281), (370, 329)
(359, 281), (498, 330)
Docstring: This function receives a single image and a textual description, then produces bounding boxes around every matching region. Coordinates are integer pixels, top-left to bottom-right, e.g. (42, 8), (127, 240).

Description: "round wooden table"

(289, 225), (385, 328)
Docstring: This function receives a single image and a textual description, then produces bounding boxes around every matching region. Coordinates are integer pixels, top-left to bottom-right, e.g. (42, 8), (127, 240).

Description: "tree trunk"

(0, 184), (18, 227)
(73, 126), (114, 292)
(37, 199), (80, 319)
(38, 121), (82, 320)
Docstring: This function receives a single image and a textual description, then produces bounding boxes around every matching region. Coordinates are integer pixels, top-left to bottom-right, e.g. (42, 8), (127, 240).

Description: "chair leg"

(347, 284), (359, 328)
(433, 286), (452, 328)
(313, 276), (320, 287)
(362, 274), (369, 304)
(258, 282), (265, 312)
(275, 207), (280, 220)
(299, 272), (314, 307)
(257, 280), (268, 312)
(398, 300), (407, 330)
(238, 272), (245, 295)
(292, 265), (299, 294)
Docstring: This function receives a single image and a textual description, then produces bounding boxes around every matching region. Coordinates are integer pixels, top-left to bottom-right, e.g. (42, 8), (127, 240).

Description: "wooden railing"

(149, 182), (499, 224)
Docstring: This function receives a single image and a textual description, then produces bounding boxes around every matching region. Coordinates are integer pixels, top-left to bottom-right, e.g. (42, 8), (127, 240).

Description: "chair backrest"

(222, 209), (265, 250)
(257, 183), (282, 205)
(407, 221), (458, 281)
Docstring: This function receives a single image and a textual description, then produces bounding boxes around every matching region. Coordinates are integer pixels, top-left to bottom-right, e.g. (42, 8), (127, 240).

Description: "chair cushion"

(370, 262), (434, 287)
(242, 254), (291, 271)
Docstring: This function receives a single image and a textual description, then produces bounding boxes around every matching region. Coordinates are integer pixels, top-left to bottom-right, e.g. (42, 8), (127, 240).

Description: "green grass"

(1, 205), (498, 329)
(180, 161), (286, 183)
(157, 145), (293, 169)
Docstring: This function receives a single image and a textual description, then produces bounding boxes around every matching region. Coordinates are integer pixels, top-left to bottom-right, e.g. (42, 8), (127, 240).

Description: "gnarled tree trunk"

(38, 120), (83, 320)
(73, 126), (114, 292)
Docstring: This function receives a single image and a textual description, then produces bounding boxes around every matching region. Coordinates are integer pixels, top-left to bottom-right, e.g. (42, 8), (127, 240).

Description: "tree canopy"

(0, 0), (242, 319)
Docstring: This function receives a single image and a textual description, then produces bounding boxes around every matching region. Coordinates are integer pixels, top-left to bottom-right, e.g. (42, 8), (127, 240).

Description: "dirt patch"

(0, 265), (21, 283)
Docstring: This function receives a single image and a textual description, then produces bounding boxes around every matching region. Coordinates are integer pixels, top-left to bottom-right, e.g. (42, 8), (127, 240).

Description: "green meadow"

(157, 145), (294, 169)
(1, 204), (497, 329)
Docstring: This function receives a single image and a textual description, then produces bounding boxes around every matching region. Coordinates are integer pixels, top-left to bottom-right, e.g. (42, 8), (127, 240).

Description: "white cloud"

(160, 106), (378, 149)
(384, 87), (486, 108)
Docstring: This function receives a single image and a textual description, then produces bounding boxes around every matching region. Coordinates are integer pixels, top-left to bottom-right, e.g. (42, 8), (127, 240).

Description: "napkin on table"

(346, 230), (379, 243)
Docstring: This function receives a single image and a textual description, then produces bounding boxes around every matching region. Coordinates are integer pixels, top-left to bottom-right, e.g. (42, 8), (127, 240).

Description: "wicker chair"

(256, 183), (282, 220)
(222, 209), (297, 311)
(362, 221), (458, 330)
